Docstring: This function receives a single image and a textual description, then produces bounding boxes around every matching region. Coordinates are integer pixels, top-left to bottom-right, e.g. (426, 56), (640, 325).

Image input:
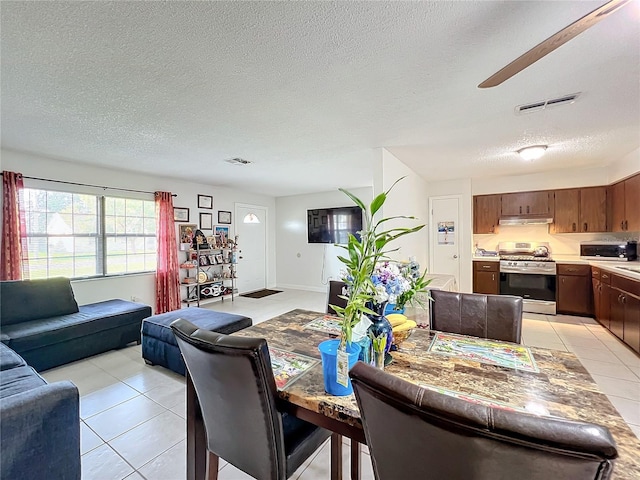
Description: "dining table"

(186, 309), (640, 480)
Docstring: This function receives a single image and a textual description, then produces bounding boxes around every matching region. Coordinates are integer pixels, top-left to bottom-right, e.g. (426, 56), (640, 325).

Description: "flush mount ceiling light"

(517, 145), (547, 161)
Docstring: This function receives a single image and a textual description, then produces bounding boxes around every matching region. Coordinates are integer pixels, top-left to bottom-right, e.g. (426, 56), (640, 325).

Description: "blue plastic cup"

(318, 339), (361, 396)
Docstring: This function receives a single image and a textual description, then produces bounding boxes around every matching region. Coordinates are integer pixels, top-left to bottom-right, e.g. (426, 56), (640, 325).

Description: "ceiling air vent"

(515, 93), (580, 115)
(225, 157), (252, 165)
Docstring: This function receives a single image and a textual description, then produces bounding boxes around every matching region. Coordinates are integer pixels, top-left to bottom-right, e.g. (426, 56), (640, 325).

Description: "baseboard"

(276, 283), (327, 293)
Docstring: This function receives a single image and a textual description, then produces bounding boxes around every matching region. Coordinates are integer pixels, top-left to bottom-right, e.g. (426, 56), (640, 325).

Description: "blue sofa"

(0, 277), (152, 371)
(0, 342), (80, 479)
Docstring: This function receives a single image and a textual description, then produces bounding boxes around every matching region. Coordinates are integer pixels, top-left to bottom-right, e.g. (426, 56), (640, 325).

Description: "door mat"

(240, 289), (282, 299)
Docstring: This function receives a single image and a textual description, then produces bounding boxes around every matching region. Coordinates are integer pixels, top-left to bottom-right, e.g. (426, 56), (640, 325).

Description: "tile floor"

(40, 288), (640, 479)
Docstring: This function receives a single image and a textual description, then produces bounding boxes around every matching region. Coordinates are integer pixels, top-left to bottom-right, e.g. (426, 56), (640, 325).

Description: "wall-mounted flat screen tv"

(307, 206), (363, 244)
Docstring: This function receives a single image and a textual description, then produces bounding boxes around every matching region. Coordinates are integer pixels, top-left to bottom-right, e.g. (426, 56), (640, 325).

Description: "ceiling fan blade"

(478, 0), (632, 88)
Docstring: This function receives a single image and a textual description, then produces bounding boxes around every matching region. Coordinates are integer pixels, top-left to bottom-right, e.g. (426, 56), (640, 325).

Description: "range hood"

(499, 215), (553, 226)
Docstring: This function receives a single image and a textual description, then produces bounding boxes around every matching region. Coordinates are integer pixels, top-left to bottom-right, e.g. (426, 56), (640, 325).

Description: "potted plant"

(320, 177), (424, 394)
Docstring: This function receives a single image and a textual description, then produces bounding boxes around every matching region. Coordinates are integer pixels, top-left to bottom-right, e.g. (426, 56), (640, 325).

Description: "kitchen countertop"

(472, 255), (500, 262)
(472, 255), (640, 281)
(553, 256), (640, 281)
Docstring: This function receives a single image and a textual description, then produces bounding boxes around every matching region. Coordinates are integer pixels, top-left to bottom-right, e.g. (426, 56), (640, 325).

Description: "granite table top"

(235, 309), (640, 479)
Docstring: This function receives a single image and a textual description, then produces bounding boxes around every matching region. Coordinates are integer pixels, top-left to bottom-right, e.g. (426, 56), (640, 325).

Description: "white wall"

(379, 149), (429, 268)
(274, 148), (429, 293)
(2, 148), (277, 310)
(474, 225), (635, 257)
(472, 166), (609, 195)
(275, 187), (373, 292)
(426, 178), (473, 293)
(608, 148), (640, 184)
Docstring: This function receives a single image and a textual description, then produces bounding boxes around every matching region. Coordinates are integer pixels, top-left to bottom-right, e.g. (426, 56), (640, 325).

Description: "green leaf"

(369, 193), (386, 216)
(384, 176), (407, 195)
(338, 188), (366, 211)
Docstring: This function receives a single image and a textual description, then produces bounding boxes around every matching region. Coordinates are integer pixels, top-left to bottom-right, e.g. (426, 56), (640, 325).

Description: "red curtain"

(1, 171), (29, 280)
(155, 191), (181, 313)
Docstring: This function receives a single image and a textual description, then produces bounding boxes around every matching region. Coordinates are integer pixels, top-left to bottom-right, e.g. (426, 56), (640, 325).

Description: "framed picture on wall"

(198, 194), (213, 209)
(199, 212), (213, 230)
(218, 210), (231, 224)
(179, 224), (197, 244)
(214, 225), (230, 245)
(174, 207), (190, 222)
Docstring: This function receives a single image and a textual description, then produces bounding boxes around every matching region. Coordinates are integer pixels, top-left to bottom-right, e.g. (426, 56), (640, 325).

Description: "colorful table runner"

(427, 332), (539, 373)
(303, 315), (342, 336)
(269, 347), (320, 390)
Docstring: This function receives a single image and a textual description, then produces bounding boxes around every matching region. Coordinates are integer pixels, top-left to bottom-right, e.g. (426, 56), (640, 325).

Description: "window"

(23, 188), (156, 279)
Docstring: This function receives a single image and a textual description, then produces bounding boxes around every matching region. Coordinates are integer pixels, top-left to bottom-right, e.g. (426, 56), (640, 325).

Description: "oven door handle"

(500, 268), (556, 275)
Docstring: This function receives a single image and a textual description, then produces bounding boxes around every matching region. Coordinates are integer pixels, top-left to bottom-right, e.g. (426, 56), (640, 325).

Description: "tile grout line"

(132, 437), (186, 478)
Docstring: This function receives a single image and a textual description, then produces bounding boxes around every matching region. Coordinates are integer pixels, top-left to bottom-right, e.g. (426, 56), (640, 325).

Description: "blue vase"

(366, 302), (394, 357)
(318, 339), (361, 396)
(384, 303), (405, 315)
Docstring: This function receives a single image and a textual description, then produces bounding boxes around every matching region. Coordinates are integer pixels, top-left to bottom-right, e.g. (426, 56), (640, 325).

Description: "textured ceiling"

(1, 1), (639, 196)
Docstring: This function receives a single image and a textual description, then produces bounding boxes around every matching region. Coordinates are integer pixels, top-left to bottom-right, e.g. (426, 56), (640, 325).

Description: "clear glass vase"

(373, 350), (385, 370)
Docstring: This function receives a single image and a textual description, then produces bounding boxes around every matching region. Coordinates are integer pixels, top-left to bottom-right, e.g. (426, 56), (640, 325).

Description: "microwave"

(580, 241), (638, 261)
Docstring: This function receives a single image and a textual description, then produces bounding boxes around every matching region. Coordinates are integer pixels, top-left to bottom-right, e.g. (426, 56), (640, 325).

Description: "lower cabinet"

(592, 268), (611, 329)
(473, 261), (499, 295)
(609, 285), (625, 340)
(609, 273), (640, 354)
(557, 264), (593, 316)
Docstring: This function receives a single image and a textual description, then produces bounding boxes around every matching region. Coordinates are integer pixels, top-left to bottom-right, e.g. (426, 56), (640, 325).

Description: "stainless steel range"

(498, 242), (557, 315)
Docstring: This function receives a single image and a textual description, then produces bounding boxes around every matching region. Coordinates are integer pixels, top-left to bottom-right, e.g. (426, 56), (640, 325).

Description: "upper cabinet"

(472, 172), (638, 235)
(501, 191), (551, 216)
(610, 173), (640, 232)
(551, 187), (607, 233)
(552, 188), (580, 233)
(580, 186), (608, 232)
(473, 195), (501, 234)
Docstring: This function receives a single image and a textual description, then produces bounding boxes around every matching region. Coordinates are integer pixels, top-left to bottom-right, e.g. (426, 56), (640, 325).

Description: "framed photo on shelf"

(197, 194), (213, 209)
(179, 224), (197, 244)
(218, 210), (232, 224)
(174, 207), (190, 222)
(214, 225), (230, 245)
(199, 212), (213, 230)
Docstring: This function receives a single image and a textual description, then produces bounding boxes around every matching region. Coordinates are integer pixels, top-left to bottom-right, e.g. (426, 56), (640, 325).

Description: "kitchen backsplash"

(473, 225), (639, 256)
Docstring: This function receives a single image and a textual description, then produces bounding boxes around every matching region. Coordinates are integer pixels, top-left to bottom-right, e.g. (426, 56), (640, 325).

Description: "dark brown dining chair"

(327, 280), (348, 315)
(349, 361), (618, 480)
(171, 318), (332, 480)
(430, 289), (523, 343)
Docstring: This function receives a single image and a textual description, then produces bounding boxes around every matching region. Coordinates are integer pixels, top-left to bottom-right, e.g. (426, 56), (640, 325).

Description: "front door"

(429, 196), (461, 285)
(235, 204), (267, 294)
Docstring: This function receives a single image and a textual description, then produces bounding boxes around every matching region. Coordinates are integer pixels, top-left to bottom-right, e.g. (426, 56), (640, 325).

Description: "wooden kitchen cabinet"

(501, 191), (551, 216)
(592, 267), (611, 328)
(610, 173), (640, 232)
(473, 195), (501, 234)
(580, 186), (608, 232)
(609, 273), (640, 354)
(552, 188), (580, 233)
(556, 264), (593, 316)
(473, 261), (499, 294)
(624, 294), (640, 354)
(601, 282), (611, 330)
(624, 174), (640, 232)
(610, 181), (626, 232)
(609, 283), (625, 340)
(552, 187), (607, 233)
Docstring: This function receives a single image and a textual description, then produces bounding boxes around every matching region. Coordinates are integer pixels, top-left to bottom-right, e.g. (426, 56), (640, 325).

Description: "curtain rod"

(20, 175), (177, 197)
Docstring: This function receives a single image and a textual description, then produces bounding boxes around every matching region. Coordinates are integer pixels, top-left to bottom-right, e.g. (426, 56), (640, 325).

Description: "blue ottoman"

(141, 308), (252, 375)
